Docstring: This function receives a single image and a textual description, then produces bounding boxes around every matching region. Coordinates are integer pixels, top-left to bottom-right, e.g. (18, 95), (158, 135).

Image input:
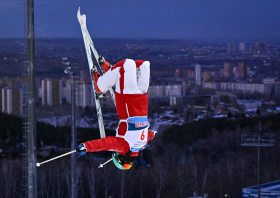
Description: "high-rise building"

(182, 69), (188, 78)
(148, 85), (165, 98)
(238, 62), (247, 80)
(2, 88), (23, 115)
(174, 69), (190, 79)
(251, 43), (266, 53)
(174, 69), (180, 79)
(3, 77), (23, 89)
(170, 96), (177, 106)
(41, 78), (62, 106)
(227, 43), (237, 53)
(64, 80), (95, 107)
(223, 62), (233, 78)
(64, 79), (72, 104)
(75, 82), (95, 107)
(195, 64), (201, 86)
(80, 70), (90, 82)
(2, 77), (40, 103)
(165, 85), (182, 96)
(187, 69), (195, 78)
(239, 43), (246, 51)
(233, 67), (239, 78)
(275, 82), (280, 96)
(0, 83), (9, 111)
(202, 71), (211, 82)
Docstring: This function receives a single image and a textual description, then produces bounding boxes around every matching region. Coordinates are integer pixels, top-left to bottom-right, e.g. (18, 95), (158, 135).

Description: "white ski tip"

(77, 7), (81, 20)
(98, 164), (103, 168)
(36, 163), (40, 167)
(77, 7), (87, 27)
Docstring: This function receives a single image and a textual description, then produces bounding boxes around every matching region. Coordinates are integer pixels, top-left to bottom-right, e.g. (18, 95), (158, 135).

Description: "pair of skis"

(37, 8), (115, 168)
(77, 7), (115, 139)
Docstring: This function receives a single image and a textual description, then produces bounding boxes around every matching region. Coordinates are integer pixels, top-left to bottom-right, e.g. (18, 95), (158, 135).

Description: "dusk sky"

(1, 0), (280, 41)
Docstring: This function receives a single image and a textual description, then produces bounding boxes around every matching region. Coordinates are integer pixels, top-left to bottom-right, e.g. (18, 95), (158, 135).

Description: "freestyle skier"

(76, 57), (157, 170)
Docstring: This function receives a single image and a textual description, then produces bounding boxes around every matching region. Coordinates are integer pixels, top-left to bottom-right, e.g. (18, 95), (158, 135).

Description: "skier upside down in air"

(76, 57), (157, 170)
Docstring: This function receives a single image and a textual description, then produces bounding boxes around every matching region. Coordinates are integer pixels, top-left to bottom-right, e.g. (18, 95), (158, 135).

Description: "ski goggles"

(122, 163), (132, 170)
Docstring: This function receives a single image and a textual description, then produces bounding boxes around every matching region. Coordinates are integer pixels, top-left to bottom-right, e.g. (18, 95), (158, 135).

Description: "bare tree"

(102, 160), (114, 198)
(150, 152), (169, 198)
(76, 165), (82, 196)
(201, 169), (208, 195)
(0, 160), (21, 198)
(116, 167), (138, 198)
(63, 163), (71, 197)
(176, 155), (189, 197)
(1, 160), (13, 198)
(85, 165), (98, 197)
(37, 169), (47, 198)
(55, 160), (67, 198)
(84, 157), (104, 198)
(38, 164), (55, 198)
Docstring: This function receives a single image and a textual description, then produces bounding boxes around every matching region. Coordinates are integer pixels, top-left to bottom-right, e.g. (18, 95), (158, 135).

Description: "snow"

(213, 114), (227, 118)
(244, 108), (257, 112)
(37, 106), (280, 131)
(38, 115), (71, 127)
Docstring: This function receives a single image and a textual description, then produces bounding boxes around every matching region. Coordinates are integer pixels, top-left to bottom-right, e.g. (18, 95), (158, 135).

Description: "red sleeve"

(84, 136), (130, 155)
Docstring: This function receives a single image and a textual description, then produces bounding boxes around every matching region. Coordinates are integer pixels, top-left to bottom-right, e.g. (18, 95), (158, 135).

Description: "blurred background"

(1, 0), (280, 197)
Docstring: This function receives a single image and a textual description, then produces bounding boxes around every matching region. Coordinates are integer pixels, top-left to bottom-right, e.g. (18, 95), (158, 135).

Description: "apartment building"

(75, 82), (95, 107)
(148, 86), (165, 98)
(148, 85), (183, 98)
(203, 81), (220, 90)
(41, 78), (62, 106)
(195, 64), (202, 86)
(2, 88), (23, 115)
(220, 82), (272, 95)
(223, 62), (233, 78)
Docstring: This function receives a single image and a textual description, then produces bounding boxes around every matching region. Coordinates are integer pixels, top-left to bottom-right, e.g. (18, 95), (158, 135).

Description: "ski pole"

(98, 158), (113, 168)
(36, 150), (76, 167)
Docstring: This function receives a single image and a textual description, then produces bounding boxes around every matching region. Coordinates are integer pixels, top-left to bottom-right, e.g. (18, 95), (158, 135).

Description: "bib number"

(140, 130), (145, 140)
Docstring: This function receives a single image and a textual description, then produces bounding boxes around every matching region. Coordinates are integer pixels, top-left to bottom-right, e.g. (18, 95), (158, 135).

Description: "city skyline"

(1, 0), (280, 42)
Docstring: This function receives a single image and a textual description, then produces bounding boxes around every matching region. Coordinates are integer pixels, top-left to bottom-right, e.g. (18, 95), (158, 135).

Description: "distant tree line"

(1, 112), (280, 197)
(0, 112), (116, 148)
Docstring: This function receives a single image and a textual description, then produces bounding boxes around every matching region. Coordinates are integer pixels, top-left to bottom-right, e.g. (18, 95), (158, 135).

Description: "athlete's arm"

(83, 136), (130, 154)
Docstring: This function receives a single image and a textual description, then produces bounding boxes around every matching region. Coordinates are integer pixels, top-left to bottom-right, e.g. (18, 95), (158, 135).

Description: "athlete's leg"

(97, 59), (140, 94)
(96, 68), (119, 93)
(115, 59), (138, 94)
(97, 60), (129, 93)
(135, 60), (150, 94)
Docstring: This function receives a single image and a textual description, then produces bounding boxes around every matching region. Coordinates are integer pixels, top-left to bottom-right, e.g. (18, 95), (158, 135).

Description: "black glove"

(98, 56), (106, 66)
(76, 143), (87, 157)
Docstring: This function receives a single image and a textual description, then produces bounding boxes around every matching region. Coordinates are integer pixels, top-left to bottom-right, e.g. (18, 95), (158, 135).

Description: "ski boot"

(91, 67), (107, 99)
(98, 56), (112, 73)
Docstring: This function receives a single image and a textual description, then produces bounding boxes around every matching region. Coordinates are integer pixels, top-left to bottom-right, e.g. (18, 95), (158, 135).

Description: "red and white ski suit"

(84, 59), (154, 157)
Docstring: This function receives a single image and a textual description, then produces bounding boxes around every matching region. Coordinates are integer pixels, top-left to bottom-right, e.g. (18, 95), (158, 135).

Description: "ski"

(77, 8), (116, 106)
(77, 8), (106, 138)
